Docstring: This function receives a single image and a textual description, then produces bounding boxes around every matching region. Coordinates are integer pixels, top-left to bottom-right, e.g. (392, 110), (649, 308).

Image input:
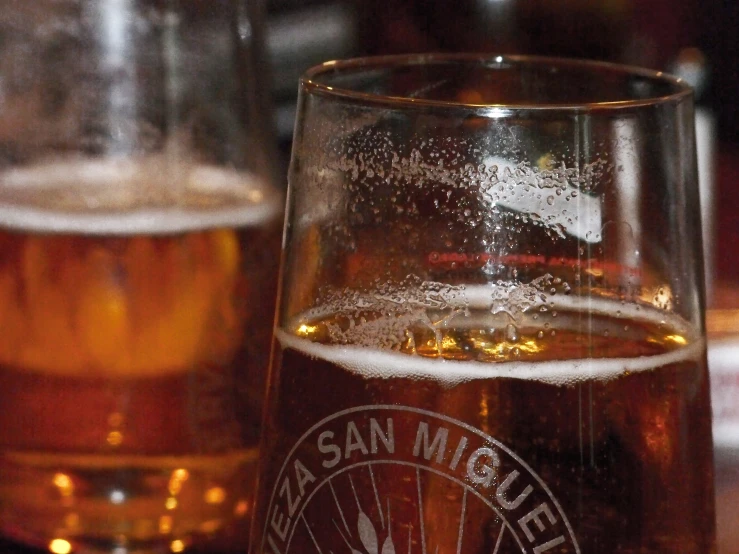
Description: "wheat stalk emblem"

(334, 476), (400, 554)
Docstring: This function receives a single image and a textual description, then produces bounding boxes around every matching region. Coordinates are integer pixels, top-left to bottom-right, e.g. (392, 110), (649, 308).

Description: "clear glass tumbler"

(0, 1), (281, 553)
(251, 55), (715, 554)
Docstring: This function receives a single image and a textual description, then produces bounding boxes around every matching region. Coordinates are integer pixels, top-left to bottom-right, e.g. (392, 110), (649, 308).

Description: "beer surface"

(279, 292), (700, 381)
(0, 158), (279, 234)
(0, 159), (280, 377)
(259, 299), (714, 554)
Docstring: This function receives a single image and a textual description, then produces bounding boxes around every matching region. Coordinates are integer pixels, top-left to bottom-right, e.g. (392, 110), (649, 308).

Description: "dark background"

(264, 0), (739, 288)
(264, 0), (736, 139)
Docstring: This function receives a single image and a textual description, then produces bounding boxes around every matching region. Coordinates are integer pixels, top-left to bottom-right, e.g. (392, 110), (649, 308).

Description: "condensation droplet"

(506, 324), (519, 343)
(537, 330), (544, 339)
(547, 196), (555, 205)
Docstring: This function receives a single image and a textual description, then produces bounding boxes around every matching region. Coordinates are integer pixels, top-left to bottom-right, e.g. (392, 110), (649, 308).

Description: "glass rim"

(300, 53), (693, 112)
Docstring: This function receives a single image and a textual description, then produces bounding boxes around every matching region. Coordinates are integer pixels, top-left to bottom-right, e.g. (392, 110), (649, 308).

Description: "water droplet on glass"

(506, 324), (519, 342)
(537, 330), (544, 339)
(547, 196), (555, 205)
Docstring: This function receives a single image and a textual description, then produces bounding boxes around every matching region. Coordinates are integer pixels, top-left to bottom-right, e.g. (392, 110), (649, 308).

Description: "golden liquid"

(255, 305), (715, 554)
(0, 165), (281, 553)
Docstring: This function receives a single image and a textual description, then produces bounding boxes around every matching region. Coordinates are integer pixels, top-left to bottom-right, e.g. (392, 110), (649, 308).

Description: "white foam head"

(0, 158), (281, 234)
(276, 329), (703, 387)
(276, 293), (704, 387)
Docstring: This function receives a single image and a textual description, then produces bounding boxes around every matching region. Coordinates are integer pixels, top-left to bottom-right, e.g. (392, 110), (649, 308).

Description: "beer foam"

(300, 282), (694, 340)
(276, 328), (704, 387)
(277, 292), (703, 386)
(461, 286), (692, 334)
(0, 158), (281, 234)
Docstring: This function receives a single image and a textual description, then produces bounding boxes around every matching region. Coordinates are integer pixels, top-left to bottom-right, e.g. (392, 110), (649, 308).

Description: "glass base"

(0, 535), (246, 554)
(0, 449), (257, 554)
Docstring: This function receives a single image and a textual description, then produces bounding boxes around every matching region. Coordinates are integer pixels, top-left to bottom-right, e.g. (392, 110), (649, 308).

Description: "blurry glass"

(0, 1), (281, 553)
(251, 55), (714, 554)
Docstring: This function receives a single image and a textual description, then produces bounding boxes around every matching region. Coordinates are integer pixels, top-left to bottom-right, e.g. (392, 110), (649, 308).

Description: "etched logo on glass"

(262, 405), (579, 554)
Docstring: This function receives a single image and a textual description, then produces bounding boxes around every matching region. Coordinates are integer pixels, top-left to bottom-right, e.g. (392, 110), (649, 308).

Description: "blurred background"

(260, 0), (739, 551)
(265, 0), (723, 143)
(0, 1), (735, 553)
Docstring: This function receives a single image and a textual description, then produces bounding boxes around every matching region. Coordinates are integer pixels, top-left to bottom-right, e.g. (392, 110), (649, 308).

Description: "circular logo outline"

(260, 404), (581, 554)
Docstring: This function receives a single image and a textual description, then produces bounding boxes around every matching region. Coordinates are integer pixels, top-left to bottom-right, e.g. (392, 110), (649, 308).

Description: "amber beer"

(0, 161), (281, 550)
(255, 294), (715, 554)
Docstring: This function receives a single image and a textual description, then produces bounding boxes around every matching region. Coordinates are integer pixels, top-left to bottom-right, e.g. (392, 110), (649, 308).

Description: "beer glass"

(251, 55), (715, 554)
(0, 1), (280, 553)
